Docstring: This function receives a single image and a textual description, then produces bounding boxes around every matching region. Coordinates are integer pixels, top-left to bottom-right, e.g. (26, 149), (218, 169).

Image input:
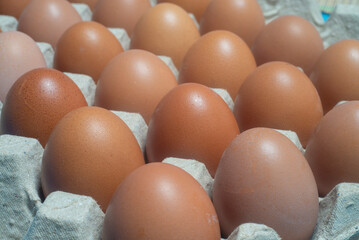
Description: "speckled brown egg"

(0, 0), (31, 19)
(200, 0), (264, 48)
(130, 3), (200, 69)
(234, 62), (323, 147)
(68, 0), (98, 11)
(103, 162), (220, 240)
(1, 68), (87, 147)
(146, 83), (239, 177)
(95, 49), (177, 124)
(54, 21), (123, 83)
(41, 106), (145, 211)
(17, 0), (82, 48)
(179, 30), (256, 100)
(214, 128), (319, 239)
(252, 15), (324, 75)
(92, 0), (151, 36)
(310, 40), (359, 114)
(305, 101), (359, 197)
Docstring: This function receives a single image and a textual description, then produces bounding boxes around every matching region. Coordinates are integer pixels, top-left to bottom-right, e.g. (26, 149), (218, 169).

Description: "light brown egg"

(305, 101), (359, 197)
(234, 62), (323, 147)
(1, 68), (87, 147)
(146, 83), (239, 177)
(68, 0), (99, 11)
(95, 49), (177, 124)
(130, 3), (200, 69)
(252, 15), (324, 75)
(103, 162), (220, 240)
(0, 31), (46, 102)
(310, 39), (359, 113)
(214, 128), (319, 239)
(179, 30), (256, 100)
(41, 106), (145, 211)
(54, 21), (123, 83)
(17, 0), (82, 48)
(92, 0), (151, 36)
(0, 0), (31, 19)
(200, 0), (264, 48)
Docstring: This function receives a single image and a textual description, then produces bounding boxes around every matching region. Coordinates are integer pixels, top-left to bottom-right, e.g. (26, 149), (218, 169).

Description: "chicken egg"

(0, 0), (31, 19)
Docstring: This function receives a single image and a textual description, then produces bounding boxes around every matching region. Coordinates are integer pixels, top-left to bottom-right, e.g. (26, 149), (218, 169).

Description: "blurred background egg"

(0, 31), (46, 102)
(17, 0), (82, 48)
(214, 128), (318, 239)
(103, 162), (220, 240)
(54, 21), (123, 83)
(200, 0), (265, 48)
(130, 3), (200, 69)
(179, 30), (256, 100)
(95, 49), (177, 124)
(68, 0), (99, 11)
(92, 0), (151, 36)
(252, 15), (324, 75)
(0, 0), (31, 19)
(234, 62), (323, 147)
(41, 106), (145, 211)
(1, 68), (87, 147)
(310, 39), (359, 114)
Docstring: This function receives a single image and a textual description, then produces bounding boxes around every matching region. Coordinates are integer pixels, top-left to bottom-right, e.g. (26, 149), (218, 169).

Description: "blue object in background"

(322, 12), (331, 21)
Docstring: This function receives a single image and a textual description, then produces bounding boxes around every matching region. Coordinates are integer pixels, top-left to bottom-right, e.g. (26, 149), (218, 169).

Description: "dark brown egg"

(252, 15), (324, 75)
(17, 0), (82, 48)
(92, 0), (151, 36)
(68, 0), (99, 11)
(0, 0), (31, 19)
(41, 106), (145, 211)
(103, 162), (220, 240)
(95, 49), (177, 124)
(179, 30), (256, 100)
(305, 101), (359, 197)
(130, 3), (200, 69)
(310, 39), (359, 113)
(234, 62), (323, 147)
(200, 0), (264, 48)
(54, 21), (123, 83)
(146, 83), (239, 177)
(1, 68), (87, 147)
(214, 128), (319, 239)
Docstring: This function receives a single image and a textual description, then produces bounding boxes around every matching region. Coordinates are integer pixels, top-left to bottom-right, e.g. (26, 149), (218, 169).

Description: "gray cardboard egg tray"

(1, 1), (359, 239)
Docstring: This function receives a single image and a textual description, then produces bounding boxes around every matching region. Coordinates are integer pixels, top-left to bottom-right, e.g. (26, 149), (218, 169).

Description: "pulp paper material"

(0, 15), (18, 32)
(37, 42), (54, 68)
(158, 55), (179, 80)
(65, 72), (96, 106)
(228, 223), (281, 240)
(108, 28), (131, 50)
(211, 88), (235, 112)
(72, 3), (92, 21)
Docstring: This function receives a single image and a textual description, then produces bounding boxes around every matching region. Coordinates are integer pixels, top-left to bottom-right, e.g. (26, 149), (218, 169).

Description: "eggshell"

(0, 0), (31, 19)
(130, 3), (200, 69)
(234, 61), (323, 147)
(103, 162), (220, 240)
(179, 30), (256, 100)
(68, 0), (99, 11)
(305, 101), (359, 197)
(54, 21), (124, 83)
(0, 31), (46, 102)
(1, 68), (87, 147)
(146, 83), (239, 177)
(310, 39), (359, 114)
(200, 0), (264, 48)
(41, 106), (145, 211)
(95, 49), (177, 124)
(252, 15), (324, 75)
(17, 0), (82, 48)
(92, 0), (151, 36)
(214, 127), (319, 239)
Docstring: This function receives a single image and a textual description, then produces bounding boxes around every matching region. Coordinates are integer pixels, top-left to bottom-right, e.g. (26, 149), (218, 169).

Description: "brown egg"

(0, 31), (46, 102)
(157, 0), (211, 22)
(103, 162), (220, 240)
(234, 62), (323, 147)
(54, 21), (123, 83)
(214, 128), (319, 239)
(146, 83), (239, 177)
(179, 30), (256, 100)
(200, 0), (264, 48)
(68, 0), (98, 11)
(0, 0), (31, 19)
(92, 0), (151, 36)
(305, 101), (359, 196)
(130, 3), (200, 69)
(310, 40), (359, 114)
(252, 15), (324, 75)
(95, 49), (177, 124)
(17, 0), (82, 48)
(41, 106), (145, 211)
